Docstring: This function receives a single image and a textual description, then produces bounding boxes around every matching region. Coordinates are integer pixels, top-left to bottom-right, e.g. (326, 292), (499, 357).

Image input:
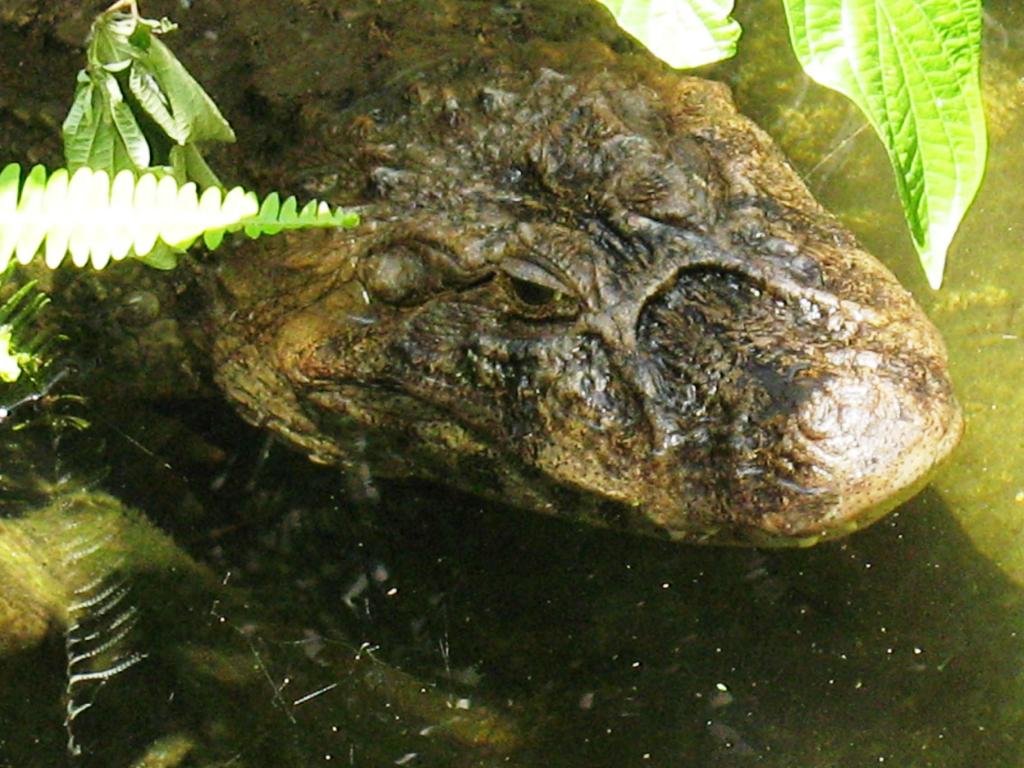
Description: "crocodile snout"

(626, 261), (963, 546)
(763, 364), (963, 542)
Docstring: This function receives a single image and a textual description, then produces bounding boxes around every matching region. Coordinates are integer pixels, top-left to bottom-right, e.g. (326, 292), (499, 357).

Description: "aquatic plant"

(0, 280), (52, 389)
(595, 0), (987, 288)
(0, 320), (32, 384)
(0, 278), (88, 429)
(0, 163), (358, 273)
(63, 0), (235, 188)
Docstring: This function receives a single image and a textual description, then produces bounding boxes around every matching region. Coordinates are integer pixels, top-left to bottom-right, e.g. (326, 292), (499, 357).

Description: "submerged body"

(194, 0), (962, 546)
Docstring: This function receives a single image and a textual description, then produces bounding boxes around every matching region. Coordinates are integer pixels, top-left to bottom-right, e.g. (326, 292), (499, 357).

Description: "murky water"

(1, 1), (1022, 766)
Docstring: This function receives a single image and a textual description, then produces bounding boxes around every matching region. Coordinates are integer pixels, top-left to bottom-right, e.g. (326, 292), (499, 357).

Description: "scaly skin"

(199, 0), (963, 546)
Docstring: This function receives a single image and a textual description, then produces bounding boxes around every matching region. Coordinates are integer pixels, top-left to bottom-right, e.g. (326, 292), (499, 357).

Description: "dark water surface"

(1, 1), (1022, 766)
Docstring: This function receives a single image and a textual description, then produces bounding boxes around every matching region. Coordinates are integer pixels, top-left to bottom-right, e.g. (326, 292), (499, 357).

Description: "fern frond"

(0, 280), (50, 385)
(0, 163), (360, 272)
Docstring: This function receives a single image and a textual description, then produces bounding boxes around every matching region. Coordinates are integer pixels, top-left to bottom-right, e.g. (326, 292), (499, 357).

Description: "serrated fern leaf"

(0, 280), (51, 385)
(0, 163), (360, 272)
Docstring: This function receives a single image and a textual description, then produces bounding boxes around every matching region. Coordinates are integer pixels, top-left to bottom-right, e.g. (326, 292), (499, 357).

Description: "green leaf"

(127, 17), (154, 51)
(783, 0), (987, 289)
(62, 74), (122, 174)
(106, 75), (151, 170)
(129, 64), (188, 145)
(594, 0), (741, 68)
(61, 75), (95, 147)
(169, 143), (223, 189)
(0, 282), (42, 327)
(0, 324), (31, 382)
(139, 36), (236, 145)
(65, 70), (150, 176)
(278, 196), (299, 226)
(136, 244), (180, 270)
(62, 78), (101, 170)
(87, 120), (117, 174)
(88, 13), (136, 72)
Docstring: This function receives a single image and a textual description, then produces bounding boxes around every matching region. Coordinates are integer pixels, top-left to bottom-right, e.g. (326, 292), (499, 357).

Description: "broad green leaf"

(105, 75), (151, 170)
(62, 78), (101, 170)
(595, 0), (741, 68)
(111, 101), (150, 170)
(129, 64), (188, 145)
(64, 73), (128, 174)
(783, 0), (986, 289)
(61, 75), (94, 144)
(87, 11), (137, 72)
(62, 79), (116, 174)
(169, 143), (223, 189)
(136, 244), (180, 270)
(88, 119), (117, 174)
(110, 130), (136, 177)
(140, 36), (236, 145)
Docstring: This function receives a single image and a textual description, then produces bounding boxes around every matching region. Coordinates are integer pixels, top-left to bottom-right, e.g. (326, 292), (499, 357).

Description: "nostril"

(796, 385), (837, 442)
(795, 377), (891, 453)
(794, 380), (884, 450)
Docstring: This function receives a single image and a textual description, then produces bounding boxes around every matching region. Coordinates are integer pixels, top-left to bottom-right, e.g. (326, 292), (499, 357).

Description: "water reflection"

(350, 481), (1024, 767)
(8, 392), (1022, 768)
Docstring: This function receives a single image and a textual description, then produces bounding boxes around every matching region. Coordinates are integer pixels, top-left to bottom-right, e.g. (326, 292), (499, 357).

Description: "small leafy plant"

(0, 281), (49, 385)
(0, 0), (359, 274)
(595, 0), (986, 288)
(0, 278), (72, 433)
(62, 0), (235, 188)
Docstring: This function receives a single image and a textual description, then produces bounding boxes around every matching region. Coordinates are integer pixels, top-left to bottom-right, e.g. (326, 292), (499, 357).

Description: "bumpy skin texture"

(208, 3), (962, 546)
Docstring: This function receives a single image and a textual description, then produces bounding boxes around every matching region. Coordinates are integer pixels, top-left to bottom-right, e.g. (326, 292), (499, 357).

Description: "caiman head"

(211, 68), (963, 546)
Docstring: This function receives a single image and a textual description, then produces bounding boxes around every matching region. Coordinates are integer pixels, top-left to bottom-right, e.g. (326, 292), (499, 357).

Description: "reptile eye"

(499, 259), (579, 320)
(510, 276), (556, 306)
